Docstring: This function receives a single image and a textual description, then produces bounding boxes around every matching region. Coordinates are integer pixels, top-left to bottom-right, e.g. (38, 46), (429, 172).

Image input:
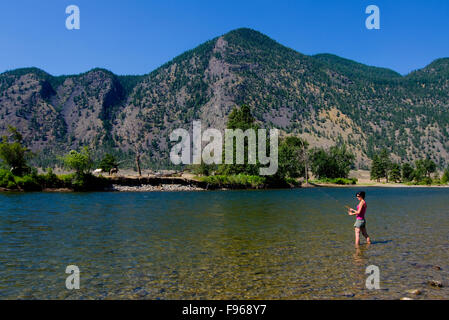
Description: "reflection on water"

(0, 187), (448, 299)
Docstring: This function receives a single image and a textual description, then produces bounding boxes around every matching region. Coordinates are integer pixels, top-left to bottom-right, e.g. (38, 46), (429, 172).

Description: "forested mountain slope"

(1, 28), (448, 168)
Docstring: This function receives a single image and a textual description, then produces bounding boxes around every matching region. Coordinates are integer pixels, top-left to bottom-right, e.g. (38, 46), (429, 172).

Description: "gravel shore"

(110, 184), (204, 192)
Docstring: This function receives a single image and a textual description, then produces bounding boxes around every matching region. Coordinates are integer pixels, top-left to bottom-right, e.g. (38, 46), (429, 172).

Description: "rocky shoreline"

(110, 184), (205, 192)
(2, 174), (448, 193)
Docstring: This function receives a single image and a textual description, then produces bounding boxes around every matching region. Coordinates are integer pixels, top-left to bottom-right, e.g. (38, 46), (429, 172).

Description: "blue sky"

(0, 0), (448, 76)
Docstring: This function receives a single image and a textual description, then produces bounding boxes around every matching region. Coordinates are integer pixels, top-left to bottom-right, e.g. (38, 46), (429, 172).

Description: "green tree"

(414, 159), (436, 182)
(413, 164), (425, 182)
(370, 149), (391, 182)
(0, 126), (32, 176)
(370, 154), (382, 182)
(217, 105), (260, 176)
(389, 163), (401, 183)
(401, 163), (414, 182)
(62, 146), (93, 177)
(227, 104), (255, 130)
(275, 136), (308, 181)
(310, 144), (354, 179)
(379, 149), (392, 183)
(422, 159), (436, 178)
(189, 161), (216, 176)
(98, 154), (118, 173)
(441, 165), (449, 184)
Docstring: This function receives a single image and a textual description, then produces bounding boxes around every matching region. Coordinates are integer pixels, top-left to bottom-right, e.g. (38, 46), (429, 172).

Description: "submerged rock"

(407, 289), (422, 295)
(427, 280), (443, 288)
(342, 292), (355, 297)
(133, 287), (149, 298)
(410, 263), (443, 270)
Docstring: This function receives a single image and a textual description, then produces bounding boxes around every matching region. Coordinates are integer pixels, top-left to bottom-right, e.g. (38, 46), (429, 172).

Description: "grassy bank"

(0, 169), (110, 192)
(196, 174), (300, 189)
(197, 174), (267, 189)
(311, 177), (358, 185)
(404, 179), (448, 186)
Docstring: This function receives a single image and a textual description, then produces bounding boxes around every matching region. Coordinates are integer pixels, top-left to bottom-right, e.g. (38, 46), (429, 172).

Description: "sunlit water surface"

(1, 187), (448, 299)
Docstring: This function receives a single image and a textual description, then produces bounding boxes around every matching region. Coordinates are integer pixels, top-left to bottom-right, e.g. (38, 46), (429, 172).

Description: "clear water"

(1, 187), (448, 299)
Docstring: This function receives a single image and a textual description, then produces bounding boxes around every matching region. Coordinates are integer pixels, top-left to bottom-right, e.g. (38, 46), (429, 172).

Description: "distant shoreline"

(313, 182), (449, 188)
(2, 177), (449, 193)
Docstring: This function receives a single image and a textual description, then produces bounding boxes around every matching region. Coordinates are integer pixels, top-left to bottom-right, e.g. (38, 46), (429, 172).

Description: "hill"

(1, 28), (449, 168)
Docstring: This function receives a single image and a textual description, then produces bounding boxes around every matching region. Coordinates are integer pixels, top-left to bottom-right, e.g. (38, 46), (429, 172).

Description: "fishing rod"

(314, 186), (353, 213)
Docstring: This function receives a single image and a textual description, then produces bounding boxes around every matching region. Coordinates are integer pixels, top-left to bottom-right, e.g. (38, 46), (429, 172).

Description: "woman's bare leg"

(354, 227), (360, 246)
(361, 227), (371, 244)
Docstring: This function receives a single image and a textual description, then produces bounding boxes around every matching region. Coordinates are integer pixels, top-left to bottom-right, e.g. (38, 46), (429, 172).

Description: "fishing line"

(314, 186), (352, 212)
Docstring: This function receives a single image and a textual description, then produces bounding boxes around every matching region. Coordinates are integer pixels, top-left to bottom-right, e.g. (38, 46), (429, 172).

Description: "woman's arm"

(348, 201), (364, 216)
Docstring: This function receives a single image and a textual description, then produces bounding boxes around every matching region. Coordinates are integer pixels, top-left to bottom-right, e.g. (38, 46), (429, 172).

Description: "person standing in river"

(348, 191), (371, 246)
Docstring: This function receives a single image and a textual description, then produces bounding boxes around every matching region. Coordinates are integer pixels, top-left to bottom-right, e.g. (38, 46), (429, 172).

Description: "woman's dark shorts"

(354, 219), (366, 228)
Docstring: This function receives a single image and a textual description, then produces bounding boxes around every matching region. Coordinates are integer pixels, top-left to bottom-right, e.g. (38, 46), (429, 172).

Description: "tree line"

(0, 125), (120, 191)
(370, 148), (449, 185)
(191, 105), (356, 186)
(7, 109), (449, 192)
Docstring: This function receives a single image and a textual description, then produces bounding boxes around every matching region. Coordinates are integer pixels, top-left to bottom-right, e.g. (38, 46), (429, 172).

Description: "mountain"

(1, 28), (449, 168)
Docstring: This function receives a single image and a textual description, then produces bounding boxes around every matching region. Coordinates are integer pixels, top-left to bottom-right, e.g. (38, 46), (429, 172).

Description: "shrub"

(71, 173), (110, 191)
(285, 177), (300, 186)
(417, 177), (433, 185)
(188, 162), (217, 176)
(61, 147), (93, 177)
(59, 174), (75, 187)
(199, 174), (266, 188)
(0, 169), (16, 189)
(98, 154), (119, 173)
(313, 177), (357, 185)
(0, 126), (32, 176)
(14, 175), (41, 191)
(37, 168), (63, 189)
(441, 168), (449, 184)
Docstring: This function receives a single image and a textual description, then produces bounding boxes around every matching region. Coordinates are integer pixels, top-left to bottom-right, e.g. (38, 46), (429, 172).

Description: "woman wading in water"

(348, 191), (371, 246)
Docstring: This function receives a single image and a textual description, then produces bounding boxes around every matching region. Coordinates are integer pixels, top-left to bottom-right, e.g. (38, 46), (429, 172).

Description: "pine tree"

(370, 149), (392, 182)
(389, 163), (401, 183)
(441, 165), (449, 184)
(379, 149), (392, 183)
(401, 163), (414, 182)
(370, 154), (382, 182)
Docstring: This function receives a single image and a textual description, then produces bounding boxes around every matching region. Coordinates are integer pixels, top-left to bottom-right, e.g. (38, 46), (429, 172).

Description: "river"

(1, 187), (448, 299)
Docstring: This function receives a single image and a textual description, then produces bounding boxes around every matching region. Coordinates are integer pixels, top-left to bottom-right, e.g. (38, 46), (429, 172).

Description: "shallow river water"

(1, 187), (448, 299)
